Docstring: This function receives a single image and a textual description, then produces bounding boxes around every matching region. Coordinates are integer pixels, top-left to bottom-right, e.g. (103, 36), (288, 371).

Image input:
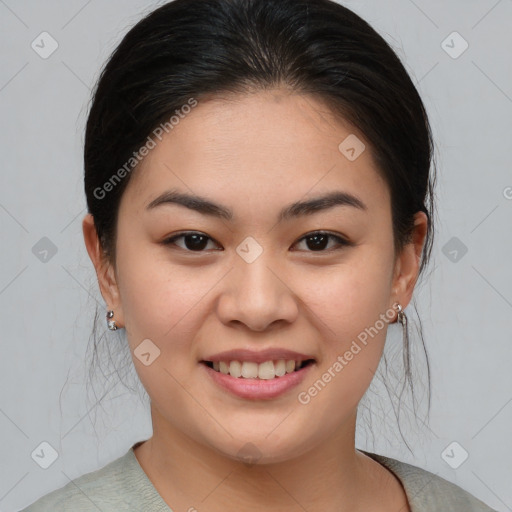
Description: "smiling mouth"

(201, 359), (315, 380)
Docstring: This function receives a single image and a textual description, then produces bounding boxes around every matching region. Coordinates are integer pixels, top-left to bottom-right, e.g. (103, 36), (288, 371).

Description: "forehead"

(121, 90), (389, 218)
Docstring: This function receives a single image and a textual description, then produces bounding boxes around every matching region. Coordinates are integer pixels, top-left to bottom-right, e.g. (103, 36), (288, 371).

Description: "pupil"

(307, 234), (328, 251)
(185, 234), (208, 251)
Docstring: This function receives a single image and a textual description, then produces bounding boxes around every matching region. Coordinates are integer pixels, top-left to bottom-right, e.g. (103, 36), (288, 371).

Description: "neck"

(133, 407), (398, 512)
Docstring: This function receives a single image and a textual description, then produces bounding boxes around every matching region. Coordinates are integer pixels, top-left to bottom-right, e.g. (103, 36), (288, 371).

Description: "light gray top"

(19, 442), (497, 511)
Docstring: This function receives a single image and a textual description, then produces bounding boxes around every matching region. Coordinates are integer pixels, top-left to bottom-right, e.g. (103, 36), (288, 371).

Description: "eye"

(162, 230), (351, 253)
(292, 231), (351, 252)
(162, 231), (221, 252)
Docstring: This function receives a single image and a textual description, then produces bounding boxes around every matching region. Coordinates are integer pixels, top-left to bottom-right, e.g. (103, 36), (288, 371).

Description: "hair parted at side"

(83, 0), (437, 451)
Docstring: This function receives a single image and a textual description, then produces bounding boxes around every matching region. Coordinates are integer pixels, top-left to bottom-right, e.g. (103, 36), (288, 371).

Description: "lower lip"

(201, 362), (314, 400)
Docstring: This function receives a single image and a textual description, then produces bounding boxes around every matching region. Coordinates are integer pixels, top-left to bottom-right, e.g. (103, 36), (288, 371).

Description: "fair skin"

(83, 89), (427, 512)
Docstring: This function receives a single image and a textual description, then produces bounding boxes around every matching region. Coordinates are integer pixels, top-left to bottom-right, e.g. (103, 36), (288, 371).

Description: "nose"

(216, 252), (299, 332)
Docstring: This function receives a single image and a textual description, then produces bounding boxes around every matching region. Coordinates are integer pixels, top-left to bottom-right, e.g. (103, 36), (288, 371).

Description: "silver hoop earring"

(396, 303), (407, 328)
(106, 310), (118, 331)
(396, 303), (410, 371)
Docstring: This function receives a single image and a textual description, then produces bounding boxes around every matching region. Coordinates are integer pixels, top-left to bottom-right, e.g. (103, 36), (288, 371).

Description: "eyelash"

(161, 230), (351, 253)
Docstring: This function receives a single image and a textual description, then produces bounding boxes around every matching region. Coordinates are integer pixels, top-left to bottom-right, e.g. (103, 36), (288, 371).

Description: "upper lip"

(201, 349), (316, 364)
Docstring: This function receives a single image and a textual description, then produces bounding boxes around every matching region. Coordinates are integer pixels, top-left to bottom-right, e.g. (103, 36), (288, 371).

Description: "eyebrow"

(145, 188), (367, 221)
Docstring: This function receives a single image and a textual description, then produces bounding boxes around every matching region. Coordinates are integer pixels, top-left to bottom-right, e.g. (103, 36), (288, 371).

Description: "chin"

(205, 431), (316, 466)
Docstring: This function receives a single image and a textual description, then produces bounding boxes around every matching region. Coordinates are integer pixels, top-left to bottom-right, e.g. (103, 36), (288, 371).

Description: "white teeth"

(258, 361), (275, 380)
(210, 359), (309, 379)
(229, 360), (242, 378)
(285, 360), (296, 373)
(274, 359), (286, 377)
(241, 361), (258, 378)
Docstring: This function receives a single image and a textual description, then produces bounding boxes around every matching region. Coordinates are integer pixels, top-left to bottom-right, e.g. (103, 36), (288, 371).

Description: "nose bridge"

(237, 249), (278, 298)
(217, 242), (297, 330)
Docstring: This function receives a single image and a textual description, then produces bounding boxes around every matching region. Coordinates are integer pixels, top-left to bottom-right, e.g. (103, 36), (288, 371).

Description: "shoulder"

(18, 446), (170, 512)
(360, 450), (498, 512)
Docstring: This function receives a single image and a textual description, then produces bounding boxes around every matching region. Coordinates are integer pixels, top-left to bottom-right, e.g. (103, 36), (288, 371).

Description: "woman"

(21, 0), (498, 510)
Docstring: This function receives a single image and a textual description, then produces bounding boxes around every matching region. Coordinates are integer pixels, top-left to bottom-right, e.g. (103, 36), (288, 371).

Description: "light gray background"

(1, 0), (511, 511)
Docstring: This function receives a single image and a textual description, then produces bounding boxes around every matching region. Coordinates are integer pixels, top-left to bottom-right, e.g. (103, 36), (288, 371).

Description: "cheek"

(303, 255), (394, 336)
(297, 268), (393, 422)
(115, 239), (229, 354)
(297, 249), (395, 403)
(114, 254), (212, 405)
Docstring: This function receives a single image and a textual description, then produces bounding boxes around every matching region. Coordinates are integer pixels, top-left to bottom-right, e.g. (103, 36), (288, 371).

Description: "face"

(84, 89), (426, 464)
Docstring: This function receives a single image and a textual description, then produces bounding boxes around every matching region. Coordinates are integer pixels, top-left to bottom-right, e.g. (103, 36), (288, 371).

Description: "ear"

(390, 211), (429, 315)
(82, 213), (124, 328)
